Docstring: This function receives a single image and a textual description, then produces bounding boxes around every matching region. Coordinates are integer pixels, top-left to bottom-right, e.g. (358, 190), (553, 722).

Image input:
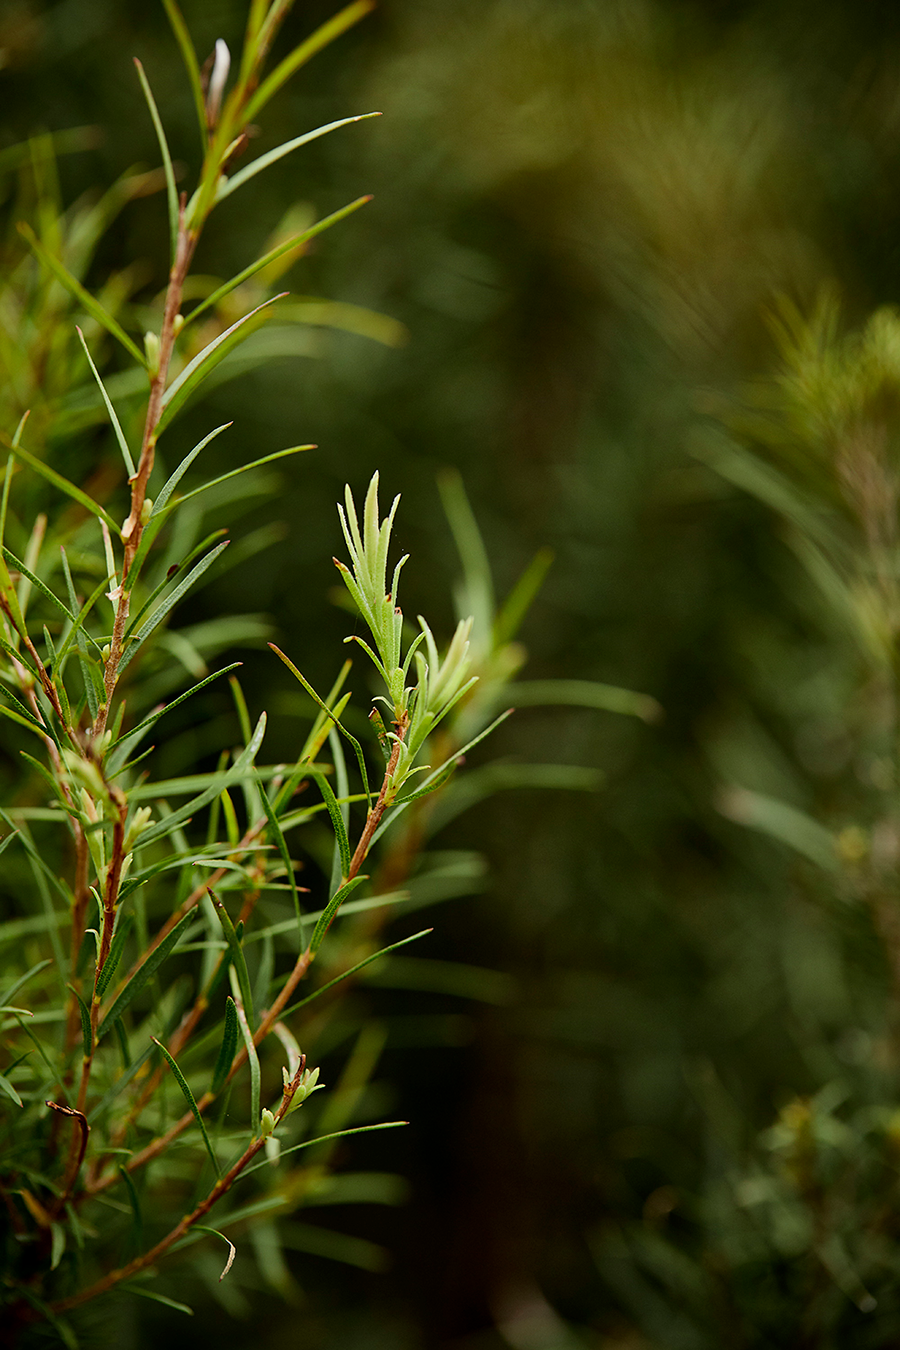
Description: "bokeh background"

(7, 0), (900, 1345)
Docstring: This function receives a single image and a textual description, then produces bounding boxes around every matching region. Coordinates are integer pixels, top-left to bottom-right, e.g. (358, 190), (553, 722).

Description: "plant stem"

(345, 711), (408, 880)
(93, 199), (197, 737)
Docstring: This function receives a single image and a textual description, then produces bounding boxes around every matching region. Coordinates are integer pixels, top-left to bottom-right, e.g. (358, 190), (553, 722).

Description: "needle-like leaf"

(133, 60), (179, 264)
(153, 1038), (221, 1178)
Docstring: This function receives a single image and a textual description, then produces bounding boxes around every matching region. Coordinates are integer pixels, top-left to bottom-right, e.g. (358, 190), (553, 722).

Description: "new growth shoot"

(335, 471), (478, 803)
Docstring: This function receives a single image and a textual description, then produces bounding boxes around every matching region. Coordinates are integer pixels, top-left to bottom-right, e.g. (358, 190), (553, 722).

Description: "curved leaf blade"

(210, 996), (239, 1095)
(216, 115), (381, 204)
(153, 1038), (221, 1178)
(156, 295), (287, 435)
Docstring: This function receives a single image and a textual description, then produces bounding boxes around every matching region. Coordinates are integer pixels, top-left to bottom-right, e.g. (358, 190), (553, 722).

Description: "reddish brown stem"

(93, 201), (198, 737)
(345, 712), (408, 881)
(45, 1104), (89, 1212)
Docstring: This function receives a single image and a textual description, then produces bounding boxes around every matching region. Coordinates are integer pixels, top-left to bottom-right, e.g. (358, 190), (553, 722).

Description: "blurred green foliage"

(10, 0), (900, 1346)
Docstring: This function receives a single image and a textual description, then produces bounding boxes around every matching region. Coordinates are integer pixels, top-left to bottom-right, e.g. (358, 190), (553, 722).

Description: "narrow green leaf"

(0, 1073), (23, 1106)
(0, 548), (26, 638)
(0, 811), (71, 911)
(97, 907), (194, 1040)
(118, 1163), (143, 1253)
(3, 547), (75, 626)
(244, 1121), (407, 1179)
(309, 875), (367, 954)
(216, 115), (381, 205)
(243, 1), (376, 124)
(230, 675), (252, 744)
(328, 728), (350, 900)
(171, 445), (312, 512)
(75, 327), (135, 475)
(0, 684), (50, 737)
(118, 541), (229, 671)
(133, 60), (179, 264)
(156, 295), (287, 435)
(182, 197), (373, 329)
(160, 0), (206, 144)
(256, 774), (302, 929)
(438, 468), (494, 648)
(125, 1283), (194, 1316)
(211, 996), (239, 1095)
(7, 442), (120, 534)
(153, 1037), (220, 1177)
(503, 678), (662, 723)
(372, 709), (514, 846)
(125, 528), (226, 636)
(87, 1043), (154, 1124)
(494, 546), (554, 646)
(95, 913), (133, 997)
(1, 958), (51, 1007)
(0, 441), (15, 556)
(107, 662), (242, 756)
(53, 574), (114, 669)
(294, 660), (353, 770)
(212, 894), (253, 1026)
(430, 763), (603, 833)
(68, 983), (92, 1058)
(14, 1289), (78, 1349)
(150, 423), (233, 518)
(17, 222), (148, 367)
(229, 970), (260, 1132)
(306, 763), (351, 880)
(135, 711), (266, 849)
(718, 784), (838, 870)
(390, 757), (458, 807)
(59, 547), (100, 721)
(50, 1222), (66, 1270)
(269, 645), (370, 807)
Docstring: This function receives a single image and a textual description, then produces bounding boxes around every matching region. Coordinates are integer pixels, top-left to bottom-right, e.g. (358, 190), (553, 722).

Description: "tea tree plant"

(0, 4), (661, 1341)
(0, 0), (450, 1336)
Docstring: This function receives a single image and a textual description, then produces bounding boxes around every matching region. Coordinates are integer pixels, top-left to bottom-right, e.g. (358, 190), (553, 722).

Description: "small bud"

(172, 313), (184, 337)
(79, 788), (98, 825)
(260, 1107), (276, 1139)
(125, 805), (153, 852)
(206, 39), (231, 127)
(62, 749), (108, 802)
(140, 498), (153, 526)
(101, 643), (111, 665)
(284, 1064), (324, 1115)
(143, 330), (160, 375)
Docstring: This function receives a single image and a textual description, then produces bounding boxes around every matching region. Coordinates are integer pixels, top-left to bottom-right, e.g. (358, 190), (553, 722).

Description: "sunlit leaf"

(216, 115), (381, 204)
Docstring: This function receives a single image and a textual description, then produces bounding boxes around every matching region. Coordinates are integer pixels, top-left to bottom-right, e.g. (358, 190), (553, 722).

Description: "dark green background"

(6, 0), (900, 1345)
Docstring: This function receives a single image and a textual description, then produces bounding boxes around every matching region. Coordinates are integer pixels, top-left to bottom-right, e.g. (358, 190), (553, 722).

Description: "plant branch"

(52, 1058), (310, 1314)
